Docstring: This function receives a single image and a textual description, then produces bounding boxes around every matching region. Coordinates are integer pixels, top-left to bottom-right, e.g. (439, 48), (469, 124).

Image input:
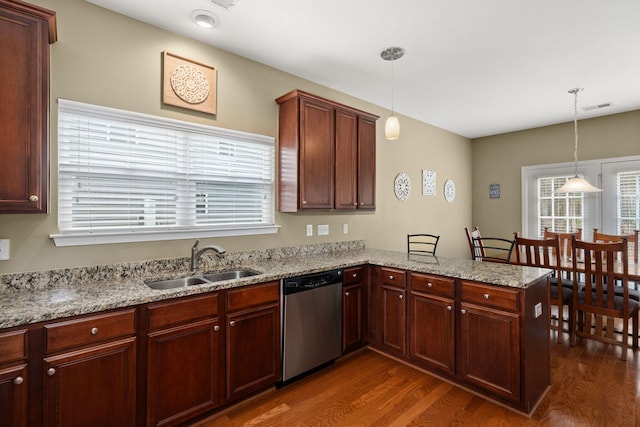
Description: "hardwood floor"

(189, 334), (640, 426)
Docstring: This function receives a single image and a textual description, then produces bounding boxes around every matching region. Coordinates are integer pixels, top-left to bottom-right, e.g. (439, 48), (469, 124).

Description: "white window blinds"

(618, 170), (640, 233)
(55, 99), (276, 246)
(537, 176), (584, 237)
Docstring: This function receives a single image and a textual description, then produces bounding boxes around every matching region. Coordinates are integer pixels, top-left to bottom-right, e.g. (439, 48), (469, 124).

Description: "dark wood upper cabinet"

(276, 89), (378, 212)
(0, 0), (57, 213)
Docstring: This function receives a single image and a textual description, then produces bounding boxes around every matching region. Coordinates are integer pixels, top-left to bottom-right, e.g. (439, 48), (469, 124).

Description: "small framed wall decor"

(162, 51), (217, 115)
(422, 169), (436, 196)
(489, 183), (501, 199)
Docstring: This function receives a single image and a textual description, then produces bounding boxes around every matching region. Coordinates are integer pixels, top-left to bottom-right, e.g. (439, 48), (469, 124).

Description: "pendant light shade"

(385, 114), (400, 140)
(555, 88), (603, 194)
(381, 47), (405, 141)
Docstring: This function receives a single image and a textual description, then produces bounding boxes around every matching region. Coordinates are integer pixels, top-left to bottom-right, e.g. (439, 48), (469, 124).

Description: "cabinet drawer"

(0, 329), (27, 364)
(344, 266), (364, 285)
(227, 281), (279, 313)
(45, 309), (136, 353)
(380, 267), (406, 288)
(410, 273), (454, 298)
(147, 293), (219, 331)
(461, 281), (520, 312)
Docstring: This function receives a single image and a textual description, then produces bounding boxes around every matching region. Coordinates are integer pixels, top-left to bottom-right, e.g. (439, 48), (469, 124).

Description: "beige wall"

(472, 110), (640, 238)
(0, 0), (471, 274)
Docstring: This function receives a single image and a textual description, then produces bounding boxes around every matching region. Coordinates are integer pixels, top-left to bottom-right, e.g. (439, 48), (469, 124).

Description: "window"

(523, 156), (640, 239)
(52, 99), (278, 246)
(537, 176), (583, 237)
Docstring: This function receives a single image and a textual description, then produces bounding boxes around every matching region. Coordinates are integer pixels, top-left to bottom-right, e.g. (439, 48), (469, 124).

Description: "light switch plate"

(306, 224), (313, 237)
(534, 302), (542, 318)
(343, 224), (348, 234)
(0, 239), (9, 260)
(317, 224), (329, 236)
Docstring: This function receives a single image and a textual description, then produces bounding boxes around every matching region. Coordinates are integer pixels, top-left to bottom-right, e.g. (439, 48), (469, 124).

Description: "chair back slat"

(407, 233), (440, 256)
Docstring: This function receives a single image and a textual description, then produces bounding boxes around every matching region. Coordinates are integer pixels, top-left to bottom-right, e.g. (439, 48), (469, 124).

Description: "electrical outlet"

(306, 224), (313, 237)
(317, 224), (329, 236)
(0, 239), (9, 260)
(343, 224), (349, 234)
(534, 302), (542, 318)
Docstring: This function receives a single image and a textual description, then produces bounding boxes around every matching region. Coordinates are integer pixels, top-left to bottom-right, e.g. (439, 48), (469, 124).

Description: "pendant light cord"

(390, 57), (395, 114)
(572, 89), (579, 177)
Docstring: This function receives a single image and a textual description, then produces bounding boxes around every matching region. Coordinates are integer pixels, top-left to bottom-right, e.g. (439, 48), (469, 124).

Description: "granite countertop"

(0, 244), (551, 329)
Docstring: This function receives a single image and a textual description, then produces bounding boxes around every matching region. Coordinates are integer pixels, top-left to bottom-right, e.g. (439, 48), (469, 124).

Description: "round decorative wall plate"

(444, 179), (456, 202)
(394, 173), (411, 201)
(170, 65), (210, 105)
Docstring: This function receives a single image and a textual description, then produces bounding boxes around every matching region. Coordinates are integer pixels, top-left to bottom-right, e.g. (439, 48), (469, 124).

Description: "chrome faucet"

(191, 240), (226, 272)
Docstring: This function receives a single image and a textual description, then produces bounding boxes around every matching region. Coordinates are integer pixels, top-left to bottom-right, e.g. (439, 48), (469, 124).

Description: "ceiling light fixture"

(555, 88), (603, 193)
(191, 10), (219, 29)
(380, 47), (405, 141)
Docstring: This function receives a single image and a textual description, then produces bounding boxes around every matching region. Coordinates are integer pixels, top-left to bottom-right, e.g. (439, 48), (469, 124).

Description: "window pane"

(537, 176), (584, 235)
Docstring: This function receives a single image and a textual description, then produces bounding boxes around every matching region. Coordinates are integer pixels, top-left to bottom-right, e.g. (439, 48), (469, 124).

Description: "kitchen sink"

(145, 269), (260, 290)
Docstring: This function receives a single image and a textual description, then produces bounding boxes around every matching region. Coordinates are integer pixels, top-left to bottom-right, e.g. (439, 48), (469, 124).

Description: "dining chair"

(464, 227), (483, 259)
(470, 236), (515, 264)
(514, 234), (573, 344)
(407, 233), (440, 256)
(570, 236), (639, 360)
(593, 228), (639, 264)
(543, 227), (583, 260)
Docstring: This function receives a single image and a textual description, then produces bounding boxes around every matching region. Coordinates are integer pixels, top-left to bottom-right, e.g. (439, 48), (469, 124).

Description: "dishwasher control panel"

(282, 269), (342, 294)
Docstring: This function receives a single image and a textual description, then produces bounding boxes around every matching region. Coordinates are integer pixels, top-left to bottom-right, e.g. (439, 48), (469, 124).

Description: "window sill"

(50, 225), (281, 247)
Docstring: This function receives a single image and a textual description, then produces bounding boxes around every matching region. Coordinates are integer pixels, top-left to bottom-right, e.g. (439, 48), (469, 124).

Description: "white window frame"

(51, 99), (279, 247)
(523, 154), (640, 240)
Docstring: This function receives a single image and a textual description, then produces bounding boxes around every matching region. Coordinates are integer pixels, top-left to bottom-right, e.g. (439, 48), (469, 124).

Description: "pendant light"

(555, 88), (603, 193)
(380, 47), (405, 140)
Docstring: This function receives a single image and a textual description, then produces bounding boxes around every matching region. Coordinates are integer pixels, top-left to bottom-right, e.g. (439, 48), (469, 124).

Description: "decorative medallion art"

(162, 51), (217, 115)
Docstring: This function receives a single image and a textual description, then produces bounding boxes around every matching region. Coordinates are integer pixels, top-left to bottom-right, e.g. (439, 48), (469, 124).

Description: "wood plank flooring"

(189, 335), (640, 426)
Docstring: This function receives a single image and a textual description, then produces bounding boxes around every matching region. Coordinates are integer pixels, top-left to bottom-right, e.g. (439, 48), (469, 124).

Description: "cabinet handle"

(427, 282), (433, 288)
(447, 306), (452, 311)
(483, 293), (490, 299)
(345, 291), (350, 296)
(90, 327), (99, 335)
(461, 309), (466, 314)
(230, 320), (236, 326)
(214, 325), (220, 331)
(29, 195), (38, 202)
(13, 376), (24, 385)
(399, 294), (404, 300)
(47, 368), (56, 376)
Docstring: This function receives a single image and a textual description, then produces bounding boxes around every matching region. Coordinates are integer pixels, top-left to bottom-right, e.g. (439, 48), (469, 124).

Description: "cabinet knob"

(214, 325), (220, 331)
(447, 306), (452, 311)
(29, 195), (38, 202)
(345, 291), (350, 296)
(13, 376), (24, 385)
(230, 320), (236, 326)
(302, 201), (307, 205)
(483, 293), (490, 299)
(399, 294), (404, 300)
(354, 203), (358, 206)
(389, 275), (394, 280)
(90, 327), (99, 335)
(352, 273), (358, 278)
(427, 282), (433, 288)
(47, 368), (56, 376)
(461, 309), (466, 314)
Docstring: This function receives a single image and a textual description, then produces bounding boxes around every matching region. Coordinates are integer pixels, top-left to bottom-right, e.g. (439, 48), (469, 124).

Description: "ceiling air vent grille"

(582, 102), (612, 112)
(210, 0), (239, 10)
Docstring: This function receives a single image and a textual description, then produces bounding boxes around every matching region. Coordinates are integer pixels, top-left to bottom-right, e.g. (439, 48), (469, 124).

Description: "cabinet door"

(147, 319), (222, 427)
(0, 3), (55, 212)
(226, 304), (280, 401)
(0, 364), (27, 427)
(381, 285), (406, 355)
(459, 303), (520, 402)
(343, 283), (363, 353)
(357, 115), (376, 209)
(334, 109), (358, 209)
(43, 337), (136, 427)
(299, 98), (335, 209)
(410, 292), (455, 375)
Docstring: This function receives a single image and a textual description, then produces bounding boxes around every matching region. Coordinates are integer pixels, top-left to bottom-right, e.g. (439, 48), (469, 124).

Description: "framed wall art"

(162, 51), (217, 115)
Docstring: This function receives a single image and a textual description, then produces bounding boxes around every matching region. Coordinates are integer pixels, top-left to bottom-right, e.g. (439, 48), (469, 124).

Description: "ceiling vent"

(582, 102), (612, 112)
(209, 0), (239, 10)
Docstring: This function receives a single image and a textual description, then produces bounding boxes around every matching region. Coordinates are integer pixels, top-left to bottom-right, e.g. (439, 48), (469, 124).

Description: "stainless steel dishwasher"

(281, 269), (343, 384)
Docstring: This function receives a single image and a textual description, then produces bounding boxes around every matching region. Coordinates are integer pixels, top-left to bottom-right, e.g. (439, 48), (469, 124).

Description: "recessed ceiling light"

(191, 10), (219, 29)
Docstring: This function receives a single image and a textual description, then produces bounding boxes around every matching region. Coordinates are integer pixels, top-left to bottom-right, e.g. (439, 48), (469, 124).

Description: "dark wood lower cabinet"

(0, 364), (27, 427)
(409, 293), (455, 375)
(43, 337), (136, 427)
(343, 283), (363, 353)
(381, 285), (406, 355)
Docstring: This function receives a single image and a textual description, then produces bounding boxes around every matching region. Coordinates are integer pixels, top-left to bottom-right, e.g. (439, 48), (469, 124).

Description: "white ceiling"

(87, 0), (640, 139)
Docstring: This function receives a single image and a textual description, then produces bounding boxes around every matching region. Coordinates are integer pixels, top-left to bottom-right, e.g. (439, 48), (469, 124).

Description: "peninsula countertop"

(0, 246), (552, 329)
